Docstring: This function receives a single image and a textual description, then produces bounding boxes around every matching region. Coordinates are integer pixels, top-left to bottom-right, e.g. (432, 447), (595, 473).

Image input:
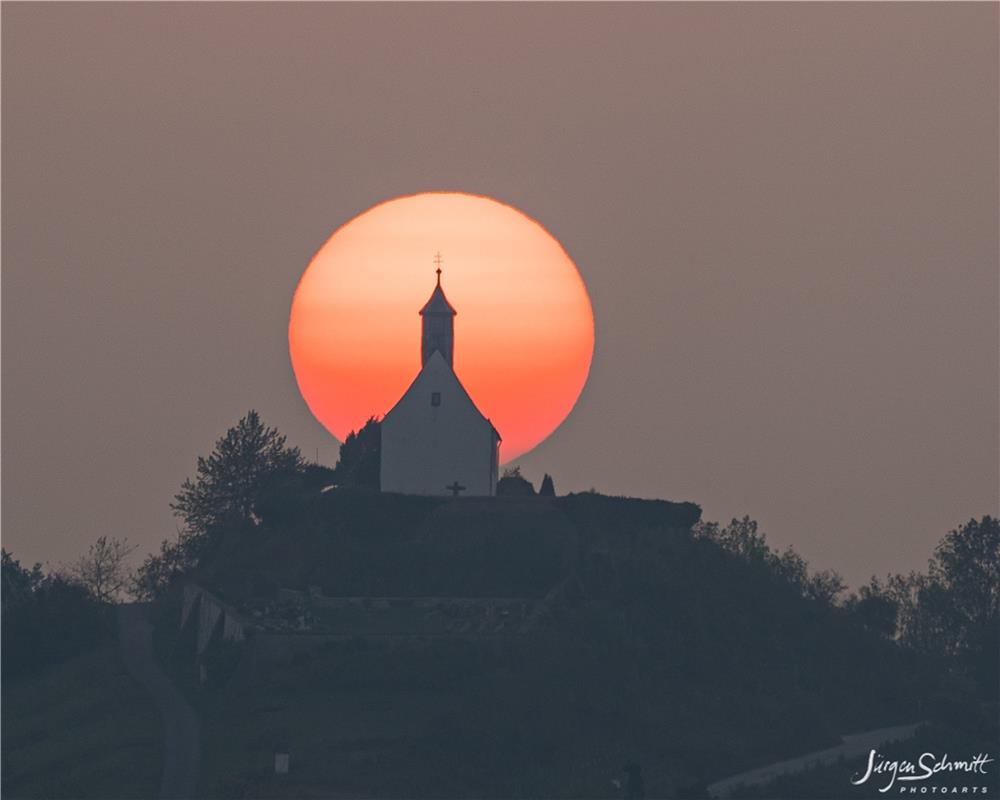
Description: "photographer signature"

(851, 749), (993, 793)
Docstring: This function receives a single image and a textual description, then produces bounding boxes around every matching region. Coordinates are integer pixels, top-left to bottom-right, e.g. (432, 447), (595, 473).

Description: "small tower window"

(431, 392), (441, 407)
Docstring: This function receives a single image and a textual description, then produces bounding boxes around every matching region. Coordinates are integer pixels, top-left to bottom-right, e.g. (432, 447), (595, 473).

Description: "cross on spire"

(445, 481), (466, 497)
(433, 252), (443, 284)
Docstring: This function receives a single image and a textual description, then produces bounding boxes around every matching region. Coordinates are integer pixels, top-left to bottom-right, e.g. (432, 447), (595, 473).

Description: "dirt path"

(118, 603), (201, 800)
(706, 721), (924, 797)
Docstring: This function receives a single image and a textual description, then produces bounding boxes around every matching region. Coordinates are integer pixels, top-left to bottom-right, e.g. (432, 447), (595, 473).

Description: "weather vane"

(434, 251), (443, 282)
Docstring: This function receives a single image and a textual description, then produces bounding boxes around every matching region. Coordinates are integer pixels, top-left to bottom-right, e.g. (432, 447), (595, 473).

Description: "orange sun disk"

(288, 192), (594, 463)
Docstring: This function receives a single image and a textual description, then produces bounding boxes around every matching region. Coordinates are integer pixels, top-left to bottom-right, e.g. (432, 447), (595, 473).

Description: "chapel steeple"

(419, 253), (457, 367)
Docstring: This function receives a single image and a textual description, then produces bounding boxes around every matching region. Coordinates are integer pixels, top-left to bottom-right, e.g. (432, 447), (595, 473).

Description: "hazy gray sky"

(3, 3), (997, 586)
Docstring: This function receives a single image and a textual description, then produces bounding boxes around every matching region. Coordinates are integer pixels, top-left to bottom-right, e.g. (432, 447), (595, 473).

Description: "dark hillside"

(202, 490), (591, 600)
(167, 489), (937, 798)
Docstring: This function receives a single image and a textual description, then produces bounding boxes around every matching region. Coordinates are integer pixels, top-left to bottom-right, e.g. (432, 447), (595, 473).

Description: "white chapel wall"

(381, 351), (498, 497)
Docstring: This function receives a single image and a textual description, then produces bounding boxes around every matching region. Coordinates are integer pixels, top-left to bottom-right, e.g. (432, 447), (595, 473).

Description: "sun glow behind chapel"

(288, 192), (595, 462)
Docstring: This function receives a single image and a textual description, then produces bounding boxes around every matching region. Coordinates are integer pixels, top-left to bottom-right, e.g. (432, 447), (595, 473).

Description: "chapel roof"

(419, 268), (457, 316)
(382, 349), (501, 441)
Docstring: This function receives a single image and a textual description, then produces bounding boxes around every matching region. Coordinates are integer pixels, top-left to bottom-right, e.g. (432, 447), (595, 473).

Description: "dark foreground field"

(2, 644), (161, 799)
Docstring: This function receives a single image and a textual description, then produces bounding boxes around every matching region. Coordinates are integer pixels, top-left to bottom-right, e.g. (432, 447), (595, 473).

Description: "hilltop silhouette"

(3, 412), (996, 799)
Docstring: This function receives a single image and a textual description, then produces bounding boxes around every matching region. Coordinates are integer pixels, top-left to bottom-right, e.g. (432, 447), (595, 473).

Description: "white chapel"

(379, 262), (501, 497)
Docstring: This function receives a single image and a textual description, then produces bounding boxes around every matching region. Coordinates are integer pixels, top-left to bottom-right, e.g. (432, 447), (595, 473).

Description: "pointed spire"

(420, 254), (456, 366)
(419, 255), (457, 317)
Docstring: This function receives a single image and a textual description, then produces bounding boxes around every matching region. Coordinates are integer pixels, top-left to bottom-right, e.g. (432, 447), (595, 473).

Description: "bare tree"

(67, 536), (137, 604)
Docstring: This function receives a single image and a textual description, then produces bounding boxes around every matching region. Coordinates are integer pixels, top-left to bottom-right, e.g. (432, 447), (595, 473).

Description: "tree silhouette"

(1, 549), (43, 610)
(848, 516), (999, 699)
(135, 412), (303, 600)
(132, 529), (204, 601)
(65, 536), (137, 604)
(172, 410), (304, 535)
(539, 473), (556, 497)
(929, 516), (999, 694)
(846, 577), (898, 638)
(930, 516), (999, 639)
(332, 416), (381, 489)
(695, 517), (845, 604)
(497, 466), (535, 496)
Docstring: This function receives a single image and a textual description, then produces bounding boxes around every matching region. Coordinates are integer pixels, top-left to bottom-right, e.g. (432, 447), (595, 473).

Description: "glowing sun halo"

(288, 192), (595, 463)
